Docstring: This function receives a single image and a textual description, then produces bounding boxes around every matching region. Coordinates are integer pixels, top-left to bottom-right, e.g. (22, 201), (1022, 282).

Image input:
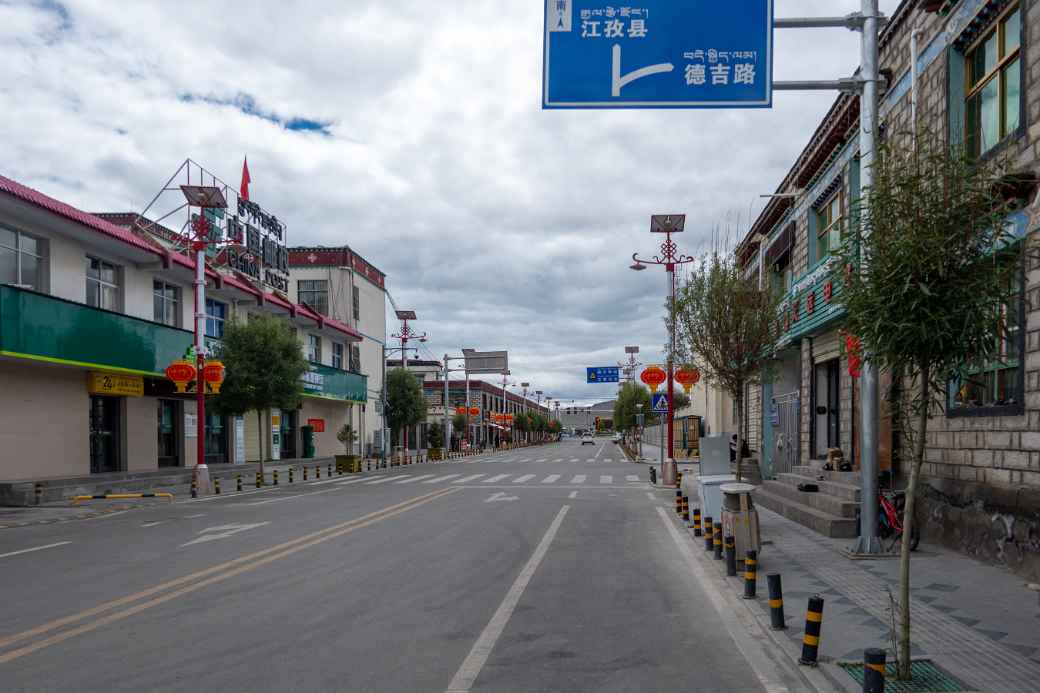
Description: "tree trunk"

(897, 361), (929, 681)
(256, 409), (265, 482)
(735, 385), (745, 482)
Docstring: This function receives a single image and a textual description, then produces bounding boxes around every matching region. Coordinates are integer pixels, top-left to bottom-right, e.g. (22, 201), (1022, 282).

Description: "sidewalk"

(679, 475), (1040, 692)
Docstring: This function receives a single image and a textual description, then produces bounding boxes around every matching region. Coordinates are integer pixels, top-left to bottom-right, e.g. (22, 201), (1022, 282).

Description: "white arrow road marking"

(0, 542), (71, 560)
(483, 474), (510, 483)
(512, 474), (535, 483)
(570, 475), (586, 484)
(395, 474), (435, 484)
(424, 474), (461, 484)
(182, 522), (270, 547)
(484, 492), (518, 503)
(541, 474), (561, 484)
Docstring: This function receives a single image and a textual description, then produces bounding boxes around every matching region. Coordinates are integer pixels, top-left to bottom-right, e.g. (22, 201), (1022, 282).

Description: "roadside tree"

(385, 368), (427, 455)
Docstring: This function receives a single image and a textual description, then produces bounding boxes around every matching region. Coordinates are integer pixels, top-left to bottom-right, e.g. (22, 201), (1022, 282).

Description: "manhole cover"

(837, 659), (971, 692)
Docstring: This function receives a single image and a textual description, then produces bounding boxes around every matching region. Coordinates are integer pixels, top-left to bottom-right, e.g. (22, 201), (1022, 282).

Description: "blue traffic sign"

(587, 367), (620, 383)
(651, 393), (670, 413)
(543, 1), (773, 109)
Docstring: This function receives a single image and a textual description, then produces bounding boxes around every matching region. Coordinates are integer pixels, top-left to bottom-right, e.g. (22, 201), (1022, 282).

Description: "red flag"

(240, 156), (251, 201)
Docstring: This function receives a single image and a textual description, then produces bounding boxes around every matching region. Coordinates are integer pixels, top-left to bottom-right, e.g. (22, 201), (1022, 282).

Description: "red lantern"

(455, 406), (468, 416)
(165, 360), (197, 393)
(469, 407), (480, 417)
(640, 365), (667, 393)
(674, 366), (701, 393)
(202, 360), (225, 394)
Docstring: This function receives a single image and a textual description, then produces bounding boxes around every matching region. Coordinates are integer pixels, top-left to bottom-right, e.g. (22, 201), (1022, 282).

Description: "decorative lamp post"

(631, 214), (695, 486)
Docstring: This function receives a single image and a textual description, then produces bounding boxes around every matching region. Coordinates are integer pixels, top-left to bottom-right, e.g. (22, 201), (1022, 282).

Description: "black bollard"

(713, 522), (723, 560)
(725, 535), (737, 576)
(214, 477), (221, 495)
(703, 516), (714, 551)
(692, 507), (702, 535)
(799, 595), (824, 666)
(236, 474), (242, 492)
(767, 573), (786, 630)
(744, 550), (758, 599)
(863, 648), (886, 692)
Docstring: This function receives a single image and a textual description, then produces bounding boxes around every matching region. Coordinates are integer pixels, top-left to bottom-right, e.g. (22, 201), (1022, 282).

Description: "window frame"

(352, 285), (361, 321)
(963, 3), (1022, 158)
(152, 280), (181, 327)
(332, 341), (344, 370)
(947, 254), (1026, 418)
(349, 343), (361, 373)
(307, 334), (322, 364)
(815, 189), (843, 264)
(204, 298), (227, 339)
(0, 225), (45, 291)
(85, 256), (121, 311)
(297, 279), (329, 316)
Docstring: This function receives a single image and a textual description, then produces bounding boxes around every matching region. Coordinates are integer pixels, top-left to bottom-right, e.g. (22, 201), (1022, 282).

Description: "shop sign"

(301, 369), (325, 392)
(88, 372), (144, 397)
(185, 412), (198, 438)
(307, 418), (326, 433)
(223, 196), (290, 293)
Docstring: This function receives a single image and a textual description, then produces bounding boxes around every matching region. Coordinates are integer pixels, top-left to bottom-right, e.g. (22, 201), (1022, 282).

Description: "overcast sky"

(1, 0), (901, 406)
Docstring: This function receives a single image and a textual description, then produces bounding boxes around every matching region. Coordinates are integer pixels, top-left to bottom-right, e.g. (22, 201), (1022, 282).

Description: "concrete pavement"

(0, 440), (816, 692)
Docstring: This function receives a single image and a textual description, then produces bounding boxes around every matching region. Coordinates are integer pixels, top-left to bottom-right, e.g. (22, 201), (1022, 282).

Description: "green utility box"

(301, 425), (316, 458)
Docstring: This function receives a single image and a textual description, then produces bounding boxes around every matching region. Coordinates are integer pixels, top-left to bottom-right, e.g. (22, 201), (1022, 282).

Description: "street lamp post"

(636, 402), (644, 460)
(391, 310), (425, 462)
(631, 214), (694, 487)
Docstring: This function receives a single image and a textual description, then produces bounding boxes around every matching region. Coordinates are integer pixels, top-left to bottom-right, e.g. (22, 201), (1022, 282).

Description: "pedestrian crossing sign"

(651, 393), (669, 413)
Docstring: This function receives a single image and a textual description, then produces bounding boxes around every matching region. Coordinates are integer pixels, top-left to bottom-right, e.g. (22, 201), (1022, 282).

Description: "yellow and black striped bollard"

(256, 471), (262, 488)
(724, 535), (737, 576)
(34, 482), (43, 505)
(316, 464), (320, 479)
(674, 489), (683, 515)
(743, 549), (758, 598)
(767, 573), (786, 630)
(191, 476), (198, 498)
(328, 463), (332, 477)
(303, 466), (308, 481)
(713, 522), (723, 560)
(214, 477), (221, 495)
(692, 507), (702, 536)
(863, 648), (885, 692)
(273, 469), (279, 486)
(289, 467), (294, 484)
(798, 595), (824, 666)
(676, 471), (682, 489)
(236, 474), (242, 492)
(681, 496), (690, 522)
(703, 516), (713, 551)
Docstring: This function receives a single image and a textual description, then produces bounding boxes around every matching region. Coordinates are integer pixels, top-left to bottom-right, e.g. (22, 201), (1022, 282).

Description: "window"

(815, 191), (842, 263)
(86, 257), (120, 310)
(307, 334), (322, 363)
(965, 4), (1021, 158)
(770, 253), (792, 296)
(153, 281), (180, 327)
(352, 285), (360, 321)
(350, 343), (361, 373)
(332, 342), (344, 369)
(0, 226), (44, 291)
(298, 279), (328, 315)
(949, 261), (1023, 414)
(205, 298), (226, 339)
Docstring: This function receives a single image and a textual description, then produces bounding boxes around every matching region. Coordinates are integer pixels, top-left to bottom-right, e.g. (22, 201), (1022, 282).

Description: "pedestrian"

(729, 434), (750, 462)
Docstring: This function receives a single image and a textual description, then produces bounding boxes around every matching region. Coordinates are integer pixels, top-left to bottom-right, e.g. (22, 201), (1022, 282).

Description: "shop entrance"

(89, 395), (121, 474)
(813, 359), (840, 458)
(280, 410), (298, 459)
(204, 413), (228, 465)
(157, 400), (180, 467)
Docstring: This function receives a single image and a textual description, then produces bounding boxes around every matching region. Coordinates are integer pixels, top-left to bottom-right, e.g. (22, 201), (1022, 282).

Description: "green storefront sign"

(301, 363), (367, 403)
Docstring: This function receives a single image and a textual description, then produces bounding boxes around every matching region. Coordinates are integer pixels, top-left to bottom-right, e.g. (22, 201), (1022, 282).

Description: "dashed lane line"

(512, 474), (535, 483)
(542, 474), (561, 484)
(0, 542), (71, 560)
(483, 474), (510, 483)
(570, 475), (586, 484)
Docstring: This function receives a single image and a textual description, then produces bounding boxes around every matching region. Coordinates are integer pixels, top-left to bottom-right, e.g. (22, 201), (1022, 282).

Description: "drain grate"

(837, 659), (971, 692)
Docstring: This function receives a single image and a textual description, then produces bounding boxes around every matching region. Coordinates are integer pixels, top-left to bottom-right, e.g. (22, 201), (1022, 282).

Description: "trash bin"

(720, 483), (760, 559)
(301, 425), (315, 459)
(698, 472), (737, 521)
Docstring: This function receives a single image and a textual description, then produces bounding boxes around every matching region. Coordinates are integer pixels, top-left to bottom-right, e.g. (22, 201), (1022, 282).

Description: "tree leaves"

(211, 314), (308, 416)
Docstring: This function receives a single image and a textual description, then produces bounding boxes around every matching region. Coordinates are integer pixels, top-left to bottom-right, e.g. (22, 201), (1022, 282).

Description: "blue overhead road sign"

(651, 393), (669, 413)
(543, 1), (773, 109)
(587, 367), (620, 383)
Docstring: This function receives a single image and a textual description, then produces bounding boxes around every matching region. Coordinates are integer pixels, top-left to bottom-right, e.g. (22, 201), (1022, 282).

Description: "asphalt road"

(0, 440), (802, 692)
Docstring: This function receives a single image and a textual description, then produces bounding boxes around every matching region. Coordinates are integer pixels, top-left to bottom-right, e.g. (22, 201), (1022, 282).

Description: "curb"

(0, 504), (139, 529)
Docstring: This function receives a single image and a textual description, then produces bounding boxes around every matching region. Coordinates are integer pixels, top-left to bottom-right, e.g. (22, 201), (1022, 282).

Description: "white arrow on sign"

(612, 44), (674, 97)
(181, 522), (270, 547)
(485, 492), (518, 503)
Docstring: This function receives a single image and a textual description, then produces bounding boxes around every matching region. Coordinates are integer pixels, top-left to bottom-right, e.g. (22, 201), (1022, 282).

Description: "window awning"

(765, 222), (794, 264)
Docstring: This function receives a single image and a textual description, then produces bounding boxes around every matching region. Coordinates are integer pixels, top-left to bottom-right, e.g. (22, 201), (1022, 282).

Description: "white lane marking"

(626, 475), (640, 482)
(181, 521), (270, 547)
(395, 474), (436, 484)
(445, 505), (569, 693)
(541, 474), (561, 484)
(600, 475), (613, 484)
(568, 491), (578, 499)
(570, 458), (580, 463)
(512, 474), (535, 483)
(646, 492), (657, 501)
(483, 474), (511, 483)
(336, 478), (368, 486)
(484, 492), (518, 503)
(453, 474), (486, 483)
(0, 541), (71, 559)
(656, 507), (796, 693)
(364, 475), (408, 485)
(141, 521), (164, 528)
(183, 513), (206, 519)
(536, 459), (546, 463)
(570, 475), (586, 484)
(246, 488), (339, 505)
(423, 474), (461, 484)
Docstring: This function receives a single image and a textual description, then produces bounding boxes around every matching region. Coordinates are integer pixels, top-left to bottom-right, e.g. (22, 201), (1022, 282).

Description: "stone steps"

(758, 479), (859, 518)
(793, 465), (861, 484)
(753, 486), (859, 538)
(777, 472), (861, 502)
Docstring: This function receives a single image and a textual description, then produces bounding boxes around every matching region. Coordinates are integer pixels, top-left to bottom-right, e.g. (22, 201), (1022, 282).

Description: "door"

(89, 395), (121, 474)
(813, 360), (840, 458)
(157, 400), (180, 467)
(772, 391), (800, 477)
(280, 409), (298, 459)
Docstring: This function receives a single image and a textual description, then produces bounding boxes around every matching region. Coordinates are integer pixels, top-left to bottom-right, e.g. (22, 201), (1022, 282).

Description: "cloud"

(0, 0), (902, 405)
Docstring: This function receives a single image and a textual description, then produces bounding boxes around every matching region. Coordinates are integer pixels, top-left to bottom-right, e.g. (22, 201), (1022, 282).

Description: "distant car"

(581, 433), (595, 445)
(612, 432), (622, 443)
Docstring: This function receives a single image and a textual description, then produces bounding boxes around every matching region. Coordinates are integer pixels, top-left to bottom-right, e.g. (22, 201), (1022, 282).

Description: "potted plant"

(336, 424), (360, 473)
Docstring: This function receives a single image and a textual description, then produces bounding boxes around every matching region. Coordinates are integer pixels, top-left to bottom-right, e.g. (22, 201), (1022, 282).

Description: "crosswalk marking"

(570, 458), (580, 463)
(513, 474), (535, 483)
(570, 475), (586, 484)
(395, 474), (435, 484)
(454, 474), (486, 483)
(336, 478), (367, 485)
(600, 475), (612, 484)
(423, 474), (461, 484)
(536, 459), (546, 463)
(542, 474), (561, 483)
(626, 475), (640, 482)
(364, 475), (406, 484)
(484, 474), (510, 483)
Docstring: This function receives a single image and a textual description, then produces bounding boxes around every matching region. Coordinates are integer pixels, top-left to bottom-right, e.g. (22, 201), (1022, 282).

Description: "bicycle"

(877, 487), (920, 552)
